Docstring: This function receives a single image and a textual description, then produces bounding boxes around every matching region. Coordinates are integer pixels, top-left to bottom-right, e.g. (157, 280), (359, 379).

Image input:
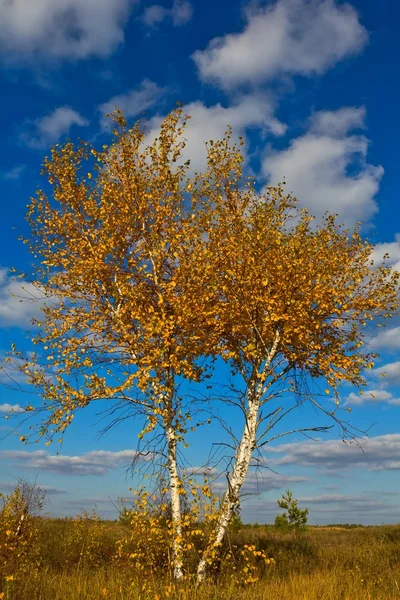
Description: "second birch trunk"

(166, 424), (184, 581)
(197, 389), (261, 582)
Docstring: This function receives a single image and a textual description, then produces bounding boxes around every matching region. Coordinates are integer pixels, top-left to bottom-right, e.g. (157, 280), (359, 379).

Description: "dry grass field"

(2, 512), (400, 600)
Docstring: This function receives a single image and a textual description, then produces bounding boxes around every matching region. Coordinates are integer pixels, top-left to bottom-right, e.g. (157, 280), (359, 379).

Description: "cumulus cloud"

(193, 0), (367, 90)
(373, 361), (400, 385)
(142, 0), (192, 27)
(310, 106), (366, 137)
(244, 472), (308, 493)
(269, 434), (400, 471)
(0, 403), (24, 414)
(21, 106), (88, 149)
(209, 470), (308, 495)
(99, 79), (169, 130)
(298, 493), (389, 505)
(141, 5), (168, 26)
(370, 326), (400, 350)
(0, 0), (138, 63)
(1, 165), (26, 181)
(63, 496), (115, 507)
(263, 107), (382, 224)
(241, 491), (399, 524)
(0, 268), (48, 328)
(147, 96), (285, 173)
(296, 493), (400, 517)
(0, 480), (66, 495)
(170, 0), (193, 25)
(1, 449), (148, 476)
(370, 234), (400, 272)
(345, 389), (400, 407)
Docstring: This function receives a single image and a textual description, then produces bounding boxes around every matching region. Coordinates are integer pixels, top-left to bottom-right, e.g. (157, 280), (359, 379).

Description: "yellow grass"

(2, 517), (400, 599)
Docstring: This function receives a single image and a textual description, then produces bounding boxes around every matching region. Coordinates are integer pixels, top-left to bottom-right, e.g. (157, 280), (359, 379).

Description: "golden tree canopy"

(193, 133), (399, 392)
(18, 108), (216, 440)
(5, 107), (399, 441)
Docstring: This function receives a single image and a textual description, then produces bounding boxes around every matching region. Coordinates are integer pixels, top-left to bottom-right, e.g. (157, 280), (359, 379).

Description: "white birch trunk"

(166, 424), (184, 581)
(197, 331), (280, 583)
(196, 389), (260, 582)
(15, 511), (26, 537)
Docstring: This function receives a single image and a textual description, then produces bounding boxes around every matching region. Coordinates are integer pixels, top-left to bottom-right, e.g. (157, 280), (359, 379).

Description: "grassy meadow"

(2, 514), (400, 600)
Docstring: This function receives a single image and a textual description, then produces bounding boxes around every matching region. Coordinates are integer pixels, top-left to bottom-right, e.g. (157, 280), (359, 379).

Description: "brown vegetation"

(1, 504), (400, 599)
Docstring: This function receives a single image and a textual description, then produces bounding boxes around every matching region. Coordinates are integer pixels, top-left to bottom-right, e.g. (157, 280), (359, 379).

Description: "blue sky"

(0, 0), (400, 525)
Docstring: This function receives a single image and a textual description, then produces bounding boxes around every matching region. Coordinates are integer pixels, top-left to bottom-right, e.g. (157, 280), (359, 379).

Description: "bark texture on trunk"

(197, 331), (280, 583)
(166, 424), (184, 581)
(197, 391), (260, 582)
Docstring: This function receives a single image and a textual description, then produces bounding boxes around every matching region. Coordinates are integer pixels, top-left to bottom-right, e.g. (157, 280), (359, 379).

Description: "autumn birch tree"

(4, 109), (399, 583)
(6, 108), (215, 581)
(193, 134), (399, 581)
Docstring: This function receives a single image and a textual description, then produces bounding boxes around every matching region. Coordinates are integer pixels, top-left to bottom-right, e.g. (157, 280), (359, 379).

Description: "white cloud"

(345, 389), (400, 407)
(1, 165), (26, 181)
(193, 0), (367, 90)
(0, 0), (139, 63)
(0, 269), (48, 328)
(141, 5), (169, 26)
(99, 79), (169, 130)
(243, 472), (307, 493)
(142, 0), (192, 27)
(269, 433), (400, 471)
(263, 107), (383, 224)
(1, 448), (148, 476)
(298, 493), (371, 504)
(370, 234), (400, 272)
(241, 491), (399, 524)
(310, 106), (366, 137)
(208, 469), (307, 495)
(0, 480), (66, 495)
(147, 95), (286, 173)
(0, 403), (24, 414)
(370, 326), (400, 350)
(171, 0), (192, 25)
(21, 106), (88, 149)
(63, 496), (116, 506)
(296, 494), (399, 515)
(373, 361), (400, 385)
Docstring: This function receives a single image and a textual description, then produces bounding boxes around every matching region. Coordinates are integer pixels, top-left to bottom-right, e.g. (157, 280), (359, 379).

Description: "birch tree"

(5, 108), (215, 581)
(194, 134), (399, 581)
(4, 109), (399, 583)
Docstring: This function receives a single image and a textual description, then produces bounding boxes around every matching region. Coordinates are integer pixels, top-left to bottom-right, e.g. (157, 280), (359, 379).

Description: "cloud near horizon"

(268, 434), (400, 471)
(0, 448), (149, 476)
(208, 469), (308, 495)
(0, 480), (66, 496)
(240, 489), (400, 524)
